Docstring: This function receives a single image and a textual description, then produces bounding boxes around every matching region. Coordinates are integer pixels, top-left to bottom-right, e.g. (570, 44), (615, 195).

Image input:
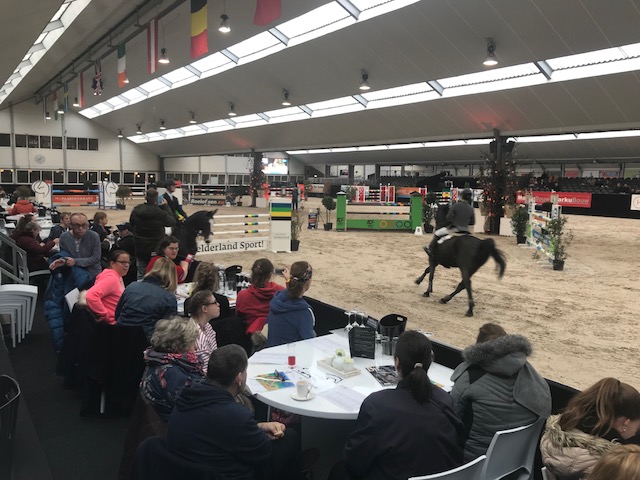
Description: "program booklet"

(366, 365), (399, 387)
(254, 371), (295, 391)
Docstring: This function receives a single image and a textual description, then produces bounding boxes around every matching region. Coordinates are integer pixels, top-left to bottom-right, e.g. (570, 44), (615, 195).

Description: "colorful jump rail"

(335, 191), (423, 232)
(527, 194), (561, 262)
(196, 197), (292, 254)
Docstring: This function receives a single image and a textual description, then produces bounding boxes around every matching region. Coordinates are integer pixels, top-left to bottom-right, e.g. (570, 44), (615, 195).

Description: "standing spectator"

(116, 257), (178, 339)
(340, 331), (463, 480)
(291, 186), (299, 211)
(14, 221), (58, 271)
(187, 290), (220, 372)
(85, 250), (130, 325)
(113, 222), (137, 286)
(130, 188), (176, 279)
(450, 323), (552, 461)
(162, 179), (188, 222)
(266, 261), (315, 347)
(51, 213), (102, 279)
(47, 212), (71, 241)
(9, 191), (37, 215)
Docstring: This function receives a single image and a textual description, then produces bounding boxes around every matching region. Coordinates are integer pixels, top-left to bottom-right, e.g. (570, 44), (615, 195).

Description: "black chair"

(224, 265), (243, 291)
(132, 435), (225, 480)
(210, 315), (252, 356)
(0, 375), (21, 480)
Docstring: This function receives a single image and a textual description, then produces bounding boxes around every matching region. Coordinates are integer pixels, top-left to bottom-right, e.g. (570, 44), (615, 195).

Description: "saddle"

(437, 230), (471, 244)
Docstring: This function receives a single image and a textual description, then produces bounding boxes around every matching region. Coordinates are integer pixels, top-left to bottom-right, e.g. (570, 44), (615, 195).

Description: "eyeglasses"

(115, 261), (131, 265)
(206, 300), (219, 306)
(71, 223), (89, 229)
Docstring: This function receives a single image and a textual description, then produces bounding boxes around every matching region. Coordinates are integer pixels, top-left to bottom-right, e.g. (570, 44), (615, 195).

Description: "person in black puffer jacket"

(450, 323), (552, 461)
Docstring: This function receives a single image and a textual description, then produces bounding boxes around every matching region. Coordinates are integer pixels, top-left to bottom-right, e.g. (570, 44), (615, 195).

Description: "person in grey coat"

(450, 323), (552, 461)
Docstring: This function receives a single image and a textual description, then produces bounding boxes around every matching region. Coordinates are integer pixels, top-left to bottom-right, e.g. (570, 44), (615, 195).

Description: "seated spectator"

(50, 213), (102, 279)
(187, 290), (219, 372)
(91, 211), (111, 241)
(237, 258), (289, 335)
(166, 344), (300, 480)
(47, 211), (71, 241)
(586, 444), (640, 480)
(267, 261), (315, 347)
(183, 262), (230, 319)
(342, 331), (463, 480)
(450, 323), (551, 460)
(146, 236), (192, 284)
(112, 222), (137, 286)
(85, 250), (130, 325)
(9, 192), (37, 215)
(14, 221), (58, 271)
(10, 213), (35, 240)
(140, 317), (205, 421)
(116, 257), (178, 339)
(541, 378), (640, 479)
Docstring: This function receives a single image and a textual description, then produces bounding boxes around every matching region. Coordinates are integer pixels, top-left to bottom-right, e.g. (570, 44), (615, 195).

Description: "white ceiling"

(3, 0), (640, 168)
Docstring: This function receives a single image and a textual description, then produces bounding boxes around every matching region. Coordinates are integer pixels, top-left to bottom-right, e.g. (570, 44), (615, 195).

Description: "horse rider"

(163, 179), (189, 223)
(426, 188), (475, 259)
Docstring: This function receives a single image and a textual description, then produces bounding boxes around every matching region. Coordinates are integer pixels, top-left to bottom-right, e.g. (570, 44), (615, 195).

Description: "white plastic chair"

(0, 285), (38, 346)
(0, 302), (22, 348)
(409, 455), (486, 480)
(479, 417), (546, 480)
(541, 467), (554, 480)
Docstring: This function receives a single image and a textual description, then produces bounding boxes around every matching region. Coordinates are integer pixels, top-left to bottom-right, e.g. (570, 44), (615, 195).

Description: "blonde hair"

(144, 257), (178, 292)
(191, 262), (219, 294)
(150, 317), (199, 353)
(586, 445), (640, 480)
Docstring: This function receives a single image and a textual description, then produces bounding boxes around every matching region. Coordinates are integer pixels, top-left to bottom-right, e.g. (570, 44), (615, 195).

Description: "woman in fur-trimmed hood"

(450, 323), (552, 461)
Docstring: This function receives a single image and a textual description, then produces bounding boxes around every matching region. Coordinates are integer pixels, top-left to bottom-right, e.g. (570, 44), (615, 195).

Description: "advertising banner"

(631, 194), (640, 211)
(53, 194), (98, 204)
(516, 191), (592, 208)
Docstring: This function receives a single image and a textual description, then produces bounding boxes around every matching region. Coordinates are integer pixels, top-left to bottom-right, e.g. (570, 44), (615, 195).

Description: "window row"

(0, 134), (99, 151)
(0, 170), (158, 185)
(165, 173), (305, 185)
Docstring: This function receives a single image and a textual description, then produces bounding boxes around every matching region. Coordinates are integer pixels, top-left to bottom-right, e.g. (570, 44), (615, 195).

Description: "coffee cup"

(296, 380), (312, 398)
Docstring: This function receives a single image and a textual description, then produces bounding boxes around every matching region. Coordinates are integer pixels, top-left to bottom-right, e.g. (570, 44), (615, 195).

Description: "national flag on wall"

(147, 17), (159, 74)
(190, 0), (208, 59)
(77, 71), (85, 108)
(117, 44), (127, 87)
(92, 59), (103, 95)
(53, 90), (59, 121)
(253, 0), (282, 26)
(63, 83), (69, 112)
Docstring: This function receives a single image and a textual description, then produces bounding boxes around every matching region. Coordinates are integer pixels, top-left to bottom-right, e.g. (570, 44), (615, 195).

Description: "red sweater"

(10, 199), (37, 215)
(145, 255), (186, 283)
(86, 269), (125, 324)
(236, 282), (285, 333)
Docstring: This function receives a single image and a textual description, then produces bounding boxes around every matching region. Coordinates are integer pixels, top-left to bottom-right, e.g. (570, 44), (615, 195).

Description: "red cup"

(287, 355), (296, 366)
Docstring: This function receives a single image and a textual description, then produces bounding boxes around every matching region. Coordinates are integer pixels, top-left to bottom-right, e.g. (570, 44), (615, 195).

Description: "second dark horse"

(415, 232), (506, 317)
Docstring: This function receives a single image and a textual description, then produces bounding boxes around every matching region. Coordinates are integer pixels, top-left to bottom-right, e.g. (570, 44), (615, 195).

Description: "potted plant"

(510, 206), (529, 244)
(291, 209), (303, 251)
(546, 215), (573, 270)
(344, 186), (357, 202)
(422, 192), (438, 233)
(116, 185), (132, 210)
(322, 195), (336, 231)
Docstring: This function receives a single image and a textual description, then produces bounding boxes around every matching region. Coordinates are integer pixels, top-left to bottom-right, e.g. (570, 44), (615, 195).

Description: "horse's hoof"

(415, 277), (422, 285)
(465, 311), (474, 317)
(439, 298), (448, 304)
(422, 291), (430, 297)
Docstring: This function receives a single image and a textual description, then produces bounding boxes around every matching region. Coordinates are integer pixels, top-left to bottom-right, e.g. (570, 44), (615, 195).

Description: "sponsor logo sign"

(631, 194), (640, 211)
(196, 237), (269, 254)
(516, 191), (592, 208)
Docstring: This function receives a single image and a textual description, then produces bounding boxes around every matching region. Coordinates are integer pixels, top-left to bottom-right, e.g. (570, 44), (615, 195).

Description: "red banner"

(516, 191), (592, 208)
(53, 194), (98, 204)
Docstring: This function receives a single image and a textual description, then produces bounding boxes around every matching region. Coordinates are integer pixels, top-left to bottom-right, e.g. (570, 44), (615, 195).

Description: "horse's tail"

(479, 238), (506, 278)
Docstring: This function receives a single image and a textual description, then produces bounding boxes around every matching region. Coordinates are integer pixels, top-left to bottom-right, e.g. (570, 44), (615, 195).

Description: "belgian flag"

(191, 0), (208, 59)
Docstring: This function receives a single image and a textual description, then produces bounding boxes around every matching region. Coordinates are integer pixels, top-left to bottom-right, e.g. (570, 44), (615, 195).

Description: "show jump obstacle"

(335, 191), (423, 232)
(196, 196), (292, 254)
(527, 193), (561, 262)
(32, 180), (118, 208)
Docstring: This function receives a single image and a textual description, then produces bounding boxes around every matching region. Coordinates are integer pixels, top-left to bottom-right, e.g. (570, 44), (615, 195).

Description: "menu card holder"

(348, 326), (376, 359)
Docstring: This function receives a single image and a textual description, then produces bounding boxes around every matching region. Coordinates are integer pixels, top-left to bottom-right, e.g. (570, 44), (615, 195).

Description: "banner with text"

(631, 195), (640, 211)
(516, 191), (592, 208)
(196, 237), (269, 254)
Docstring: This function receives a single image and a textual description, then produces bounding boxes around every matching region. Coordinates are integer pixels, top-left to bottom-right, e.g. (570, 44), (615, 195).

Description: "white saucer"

(291, 391), (316, 401)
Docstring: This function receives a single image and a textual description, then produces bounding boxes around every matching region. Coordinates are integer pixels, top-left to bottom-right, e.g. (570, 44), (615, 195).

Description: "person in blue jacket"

(266, 261), (315, 347)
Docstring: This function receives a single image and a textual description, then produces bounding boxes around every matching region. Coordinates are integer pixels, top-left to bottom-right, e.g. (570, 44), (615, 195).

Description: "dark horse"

(415, 205), (506, 317)
(174, 210), (217, 282)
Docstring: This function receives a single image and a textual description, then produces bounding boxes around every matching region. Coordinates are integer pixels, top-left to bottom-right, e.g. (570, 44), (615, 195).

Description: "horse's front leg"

(415, 266), (430, 285)
(424, 263), (436, 297)
(440, 280), (464, 305)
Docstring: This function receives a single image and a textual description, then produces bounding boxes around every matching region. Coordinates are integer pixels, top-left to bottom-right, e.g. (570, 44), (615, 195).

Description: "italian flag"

(117, 44), (127, 87)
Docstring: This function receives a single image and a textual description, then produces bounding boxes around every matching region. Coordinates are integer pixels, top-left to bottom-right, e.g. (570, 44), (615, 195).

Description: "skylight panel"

(138, 78), (170, 96)
(107, 96), (128, 108)
(358, 145), (387, 151)
(162, 67), (198, 87)
(547, 47), (626, 70)
(619, 43), (640, 58)
(200, 121), (234, 133)
(127, 135), (147, 144)
(517, 134), (578, 143)
(267, 111), (311, 124)
(443, 73), (546, 97)
(578, 130), (640, 140)
(145, 132), (166, 140)
(307, 96), (359, 111)
(120, 89), (147, 102)
(387, 142), (425, 150)
(439, 64), (540, 88)
(550, 57), (640, 82)
(80, 108), (100, 119)
(51, 3), (70, 22)
(277, 3), (354, 46)
(361, 82), (431, 101)
(226, 32), (285, 64)
(353, 0), (421, 21)
(92, 103), (113, 113)
(367, 90), (440, 109)
(34, 32), (48, 45)
(330, 147), (359, 153)
(161, 130), (184, 140)
(287, 150), (309, 155)
(264, 106), (305, 118)
(307, 96), (365, 117)
(190, 52), (235, 79)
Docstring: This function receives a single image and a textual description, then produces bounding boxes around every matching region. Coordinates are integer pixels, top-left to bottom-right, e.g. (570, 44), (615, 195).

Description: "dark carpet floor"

(7, 284), (129, 480)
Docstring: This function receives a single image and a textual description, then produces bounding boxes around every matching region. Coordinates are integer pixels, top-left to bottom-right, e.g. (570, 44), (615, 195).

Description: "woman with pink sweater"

(86, 250), (130, 324)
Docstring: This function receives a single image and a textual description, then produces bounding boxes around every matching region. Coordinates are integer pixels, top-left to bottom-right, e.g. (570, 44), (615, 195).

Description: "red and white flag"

(147, 17), (159, 74)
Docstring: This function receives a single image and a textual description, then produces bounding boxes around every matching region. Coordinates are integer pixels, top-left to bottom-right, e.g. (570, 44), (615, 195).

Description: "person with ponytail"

(342, 331), (463, 480)
(541, 377), (640, 479)
(266, 261), (315, 347)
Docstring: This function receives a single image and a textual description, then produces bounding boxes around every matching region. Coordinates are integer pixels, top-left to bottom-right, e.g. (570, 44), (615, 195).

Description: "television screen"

(262, 157), (288, 175)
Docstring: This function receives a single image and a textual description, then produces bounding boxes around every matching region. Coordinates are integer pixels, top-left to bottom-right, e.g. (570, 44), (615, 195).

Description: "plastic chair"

(541, 467), (553, 480)
(0, 284), (38, 345)
(0, 375), (21, 480)
(479, 417), (546, 480)
(0, 302), (22, 348)
(409, 455), (486, 480)
(224, 264), (243, 291)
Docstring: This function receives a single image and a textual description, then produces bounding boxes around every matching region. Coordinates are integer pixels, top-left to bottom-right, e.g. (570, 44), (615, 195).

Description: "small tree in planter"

(547, 215), (573, 270)
(322, 195), (336, 231)
(510, 205), (529, 244)
(116, 185), (132, 210)
(291, 209), (303, 251)
(344, 186), (357, 202)
(422, 192), (438, 233)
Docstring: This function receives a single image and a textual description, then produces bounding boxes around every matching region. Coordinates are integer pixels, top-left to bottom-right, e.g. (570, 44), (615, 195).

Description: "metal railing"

(0, 230), (28, 284)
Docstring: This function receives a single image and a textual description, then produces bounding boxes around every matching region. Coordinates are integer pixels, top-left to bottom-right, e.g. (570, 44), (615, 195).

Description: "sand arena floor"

(75, 197), (640, 390)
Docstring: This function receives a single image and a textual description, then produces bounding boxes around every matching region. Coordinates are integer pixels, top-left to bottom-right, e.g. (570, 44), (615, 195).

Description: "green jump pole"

(410, 192), (423, 230)
(336, 192), (347, 232)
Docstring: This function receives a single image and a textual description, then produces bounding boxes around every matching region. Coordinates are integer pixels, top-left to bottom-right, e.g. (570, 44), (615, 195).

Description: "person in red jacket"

(14, 221), (58, 271)
(236, 258), (289, 334)
(9, 194), (37, 215)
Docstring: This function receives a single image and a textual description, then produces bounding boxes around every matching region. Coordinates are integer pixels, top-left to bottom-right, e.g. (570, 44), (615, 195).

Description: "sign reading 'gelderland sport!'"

(196, 237), (269, 254)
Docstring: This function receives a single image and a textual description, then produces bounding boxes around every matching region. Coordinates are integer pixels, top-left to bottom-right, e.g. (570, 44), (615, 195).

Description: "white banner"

(196, 237), (269, 254)
(631, 194), (640, 211)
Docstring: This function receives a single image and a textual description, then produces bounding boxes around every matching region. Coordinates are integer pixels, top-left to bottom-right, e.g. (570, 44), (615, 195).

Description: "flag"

(191, 0), (208, 59)
(253, 0), (281, 26)
(147, 17), (159, 74)
(77, 71), (85, 108)
(92, 59), (103, 95)
(63, 83), (69, 113)
(117, 44), (127, 87)
(53, 90), (59, 121)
